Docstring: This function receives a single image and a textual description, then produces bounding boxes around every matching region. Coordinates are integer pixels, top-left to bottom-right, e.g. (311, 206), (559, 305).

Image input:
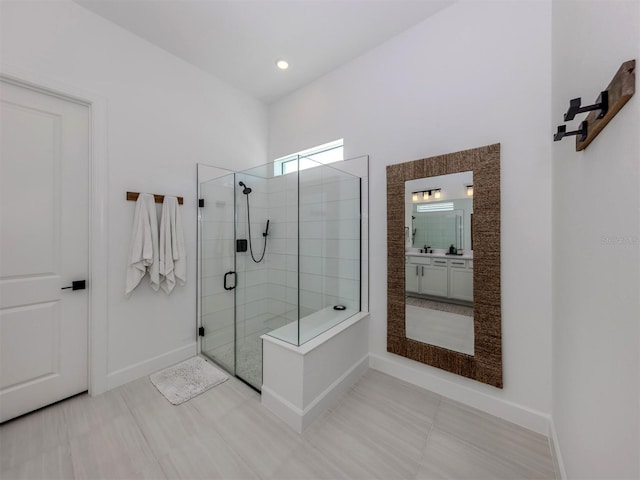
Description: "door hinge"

(198, 199), (205, 208)
(198, 326), (205, 337)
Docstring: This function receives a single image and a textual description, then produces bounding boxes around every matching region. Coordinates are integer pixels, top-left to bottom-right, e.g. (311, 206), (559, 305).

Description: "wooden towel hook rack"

(554, 59), (635, 151)
(126, 191), (184, 205)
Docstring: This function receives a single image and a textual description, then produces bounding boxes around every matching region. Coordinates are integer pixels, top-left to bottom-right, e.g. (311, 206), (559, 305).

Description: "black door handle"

(224, 272), (236, 291)
(61, 280), (86, 291)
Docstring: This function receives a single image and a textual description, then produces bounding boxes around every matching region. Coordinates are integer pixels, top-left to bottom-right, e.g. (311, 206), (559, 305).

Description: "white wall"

(1, 1), (268, 389)
(551, 1), (640, 478)
(269, 0), (553, 431)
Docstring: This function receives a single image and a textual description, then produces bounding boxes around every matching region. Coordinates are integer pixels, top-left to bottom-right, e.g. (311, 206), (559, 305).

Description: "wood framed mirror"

(386, 144), (502, 388)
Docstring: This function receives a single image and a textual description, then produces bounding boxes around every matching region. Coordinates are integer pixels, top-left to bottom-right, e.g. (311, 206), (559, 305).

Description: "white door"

(0, 79), (89, 422)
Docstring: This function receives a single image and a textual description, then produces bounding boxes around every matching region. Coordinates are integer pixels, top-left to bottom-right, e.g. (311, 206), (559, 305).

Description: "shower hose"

(244, 193), (268, 263)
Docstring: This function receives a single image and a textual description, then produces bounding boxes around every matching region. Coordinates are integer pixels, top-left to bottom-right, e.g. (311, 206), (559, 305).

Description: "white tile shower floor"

(0, 368), (556, 479)
(203, 326), (272, 389)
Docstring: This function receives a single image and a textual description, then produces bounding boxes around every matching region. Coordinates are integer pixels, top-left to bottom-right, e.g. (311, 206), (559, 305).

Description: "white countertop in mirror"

(406, 252), (473, 260)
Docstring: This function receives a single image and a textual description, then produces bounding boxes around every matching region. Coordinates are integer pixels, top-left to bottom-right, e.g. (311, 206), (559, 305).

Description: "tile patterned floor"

(0, 368), (556, 479)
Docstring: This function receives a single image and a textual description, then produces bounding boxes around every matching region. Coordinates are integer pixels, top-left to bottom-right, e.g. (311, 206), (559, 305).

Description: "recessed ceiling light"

(276, 59), (289, 70)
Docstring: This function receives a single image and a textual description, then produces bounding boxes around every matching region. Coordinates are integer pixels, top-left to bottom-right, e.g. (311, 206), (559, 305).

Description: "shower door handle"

(224, 271), (236, 291)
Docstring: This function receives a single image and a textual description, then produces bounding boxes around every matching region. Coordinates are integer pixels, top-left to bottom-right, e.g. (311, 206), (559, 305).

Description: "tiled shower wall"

(263, 165), (361, 337)
(265, 172), (299, 327)
(234, 174), (274, 342)
(296, 166), (361, 318)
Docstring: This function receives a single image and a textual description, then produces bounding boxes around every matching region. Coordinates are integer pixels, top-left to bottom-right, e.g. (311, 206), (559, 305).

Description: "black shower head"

(238, 181), (252, 195)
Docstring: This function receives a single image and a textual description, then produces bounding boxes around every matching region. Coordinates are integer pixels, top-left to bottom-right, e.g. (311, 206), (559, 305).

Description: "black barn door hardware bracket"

(563, 91), (608, 121)
(553, 59), (635, 151)
(554, 122), (588, 142)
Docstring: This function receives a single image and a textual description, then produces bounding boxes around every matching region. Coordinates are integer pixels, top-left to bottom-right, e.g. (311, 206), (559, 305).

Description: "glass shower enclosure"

(197, 157), (363, 391)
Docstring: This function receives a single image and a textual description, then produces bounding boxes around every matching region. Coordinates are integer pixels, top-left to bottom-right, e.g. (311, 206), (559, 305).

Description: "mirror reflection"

(404, 171), (474, 355)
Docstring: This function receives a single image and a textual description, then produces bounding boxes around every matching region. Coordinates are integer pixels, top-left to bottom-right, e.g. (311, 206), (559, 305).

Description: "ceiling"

(75, 0), (455, 104)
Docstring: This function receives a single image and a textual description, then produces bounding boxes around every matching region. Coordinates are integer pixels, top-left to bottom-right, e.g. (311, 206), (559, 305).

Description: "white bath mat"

(149, 356), (228, 405)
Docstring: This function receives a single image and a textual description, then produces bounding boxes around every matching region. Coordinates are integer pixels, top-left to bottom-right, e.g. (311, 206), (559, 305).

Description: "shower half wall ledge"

(262, 311), (369, 433)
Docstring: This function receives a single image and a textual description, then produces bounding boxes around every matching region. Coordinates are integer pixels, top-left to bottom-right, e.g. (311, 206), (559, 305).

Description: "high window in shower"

(197, 155), (367, 391)
(273, 139), (343, 176)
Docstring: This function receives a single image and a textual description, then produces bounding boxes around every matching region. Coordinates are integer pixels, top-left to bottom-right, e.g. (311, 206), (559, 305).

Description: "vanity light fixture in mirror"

(412, 188), (442, 201)
(386, 144), (502, 388)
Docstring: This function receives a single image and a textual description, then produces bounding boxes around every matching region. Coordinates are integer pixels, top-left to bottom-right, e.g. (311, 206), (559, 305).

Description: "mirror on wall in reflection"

(404, 171), (474, 355)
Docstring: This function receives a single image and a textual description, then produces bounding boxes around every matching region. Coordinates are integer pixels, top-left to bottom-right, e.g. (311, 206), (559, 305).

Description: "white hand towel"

(159, 196), (186, 294)
(125, 193), (160, 296)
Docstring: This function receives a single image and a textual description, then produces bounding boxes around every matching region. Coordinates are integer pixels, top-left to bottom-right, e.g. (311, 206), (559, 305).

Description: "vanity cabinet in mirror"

(387, 144), (501, 388)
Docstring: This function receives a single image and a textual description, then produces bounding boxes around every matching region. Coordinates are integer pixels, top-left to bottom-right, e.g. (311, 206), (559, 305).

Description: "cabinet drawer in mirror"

(408, 256), (431, 265)
(448, 260), (467, 268)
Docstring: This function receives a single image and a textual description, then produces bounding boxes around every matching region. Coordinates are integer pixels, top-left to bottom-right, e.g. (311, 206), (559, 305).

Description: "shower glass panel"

(198, 156), (363, 392)
(295, 161), (361, 344)
(198, 169), (235, 374)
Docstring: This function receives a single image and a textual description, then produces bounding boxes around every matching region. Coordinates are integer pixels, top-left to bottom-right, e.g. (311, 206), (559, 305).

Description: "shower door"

(198, 167), (267, 391)
(199, 171), (236, 374)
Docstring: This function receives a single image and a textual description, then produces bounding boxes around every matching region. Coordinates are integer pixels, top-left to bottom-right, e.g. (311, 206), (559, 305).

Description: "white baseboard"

(369, 353), (550, 435)
(262, 353), (369, 433)
(261, 386), (304, 432)
(105, 343), (196, 391)
(300, 353), (369, 431)
(548, 417), (567, 480)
